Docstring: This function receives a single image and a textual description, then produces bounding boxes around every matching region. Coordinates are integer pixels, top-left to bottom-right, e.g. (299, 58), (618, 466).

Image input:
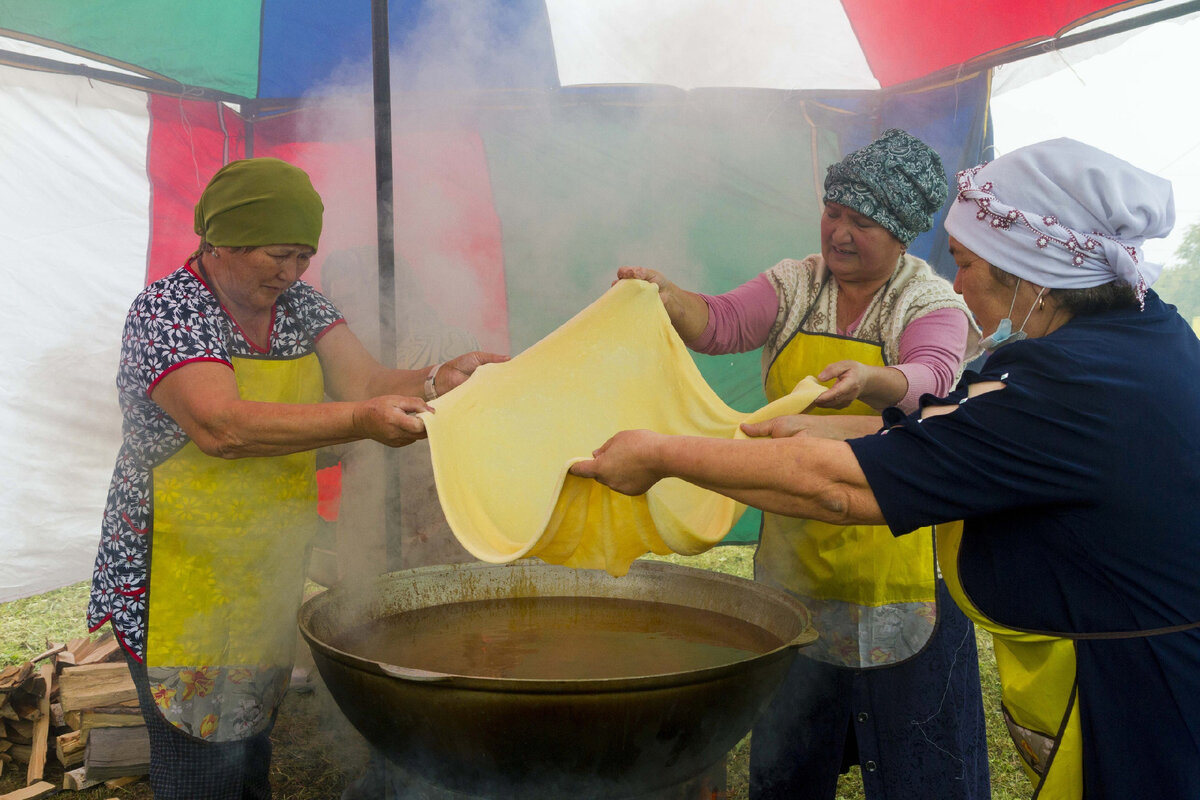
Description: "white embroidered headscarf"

(944, 138), (1175, 308)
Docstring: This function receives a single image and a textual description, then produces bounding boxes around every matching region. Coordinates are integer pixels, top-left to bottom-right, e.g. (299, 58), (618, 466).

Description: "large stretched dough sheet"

(421, 279), (822, 576)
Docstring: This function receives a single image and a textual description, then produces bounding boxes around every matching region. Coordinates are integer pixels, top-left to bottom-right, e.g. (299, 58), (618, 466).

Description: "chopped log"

(7, 694), (39, 723)
(32, 662), (51, 700)
(77, 707), (144, 747)
(83, 725), (149, 782)
(57, 634), (120, 667)
(58, 663), (136, 712)
(24, 664), (53, 784)
(0, 697), (16, 721)
(64, 703), (139, 734)
(63, 765), (102, 791)
(48, 703), (63, 729)
(55, 729), (85, 768)
(4, 719), (33, 745)
(0, 663), (32, 691)
(27, 645), (65, 666)
(64, 700), (140, 730)
(0, 740), (12, 754)
(104, 775), (141, 789)
(78, 636), (121, 667)
(0, 781), (55, 799)
(6, 743), (31, 763)
(54, 638), (90, 667)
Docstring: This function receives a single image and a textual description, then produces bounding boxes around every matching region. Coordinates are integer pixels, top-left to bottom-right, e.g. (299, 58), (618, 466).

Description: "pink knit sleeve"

(687, 274), (779, 355)
(893, 307), (970, 413)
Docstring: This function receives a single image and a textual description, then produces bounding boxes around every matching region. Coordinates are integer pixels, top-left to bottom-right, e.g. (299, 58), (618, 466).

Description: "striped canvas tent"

(1, 0), (1189, 600)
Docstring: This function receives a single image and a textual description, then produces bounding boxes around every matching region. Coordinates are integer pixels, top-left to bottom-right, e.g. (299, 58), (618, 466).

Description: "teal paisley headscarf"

(823, 128), (947, 245)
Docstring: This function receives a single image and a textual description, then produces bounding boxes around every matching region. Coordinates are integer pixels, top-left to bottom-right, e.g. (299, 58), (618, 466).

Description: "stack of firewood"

(0, 633), (148, 798)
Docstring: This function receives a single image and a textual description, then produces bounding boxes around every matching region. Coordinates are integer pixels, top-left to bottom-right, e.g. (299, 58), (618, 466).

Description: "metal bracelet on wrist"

(423, 362), (444, 401)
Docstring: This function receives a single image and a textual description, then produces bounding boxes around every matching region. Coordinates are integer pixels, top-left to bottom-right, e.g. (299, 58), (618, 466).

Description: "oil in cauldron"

(332, 595), (785, 681)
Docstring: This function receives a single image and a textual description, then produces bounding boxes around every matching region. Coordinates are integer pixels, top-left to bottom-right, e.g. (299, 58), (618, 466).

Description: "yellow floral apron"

(145, 353), (323, 741)
(756, 330), (938, 667)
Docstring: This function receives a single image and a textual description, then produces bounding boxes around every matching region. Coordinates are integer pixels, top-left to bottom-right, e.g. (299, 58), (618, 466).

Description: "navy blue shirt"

(849, 291), (1200, 798)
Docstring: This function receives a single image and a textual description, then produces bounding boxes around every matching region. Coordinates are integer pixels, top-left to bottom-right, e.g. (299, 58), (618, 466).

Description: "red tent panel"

(147, 96), (247, 283)
(842, 0), (1143, 86)
(391, 129), (510, 355)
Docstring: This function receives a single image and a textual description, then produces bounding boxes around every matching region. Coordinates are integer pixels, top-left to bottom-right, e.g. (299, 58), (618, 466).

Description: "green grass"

(0, 582), (96, 664)
(0, 547), (1029, 799)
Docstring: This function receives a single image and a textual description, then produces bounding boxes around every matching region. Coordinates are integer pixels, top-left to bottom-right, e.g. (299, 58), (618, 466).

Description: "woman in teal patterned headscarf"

(823, 127), (949, 246)
(609, 129), (989, 800)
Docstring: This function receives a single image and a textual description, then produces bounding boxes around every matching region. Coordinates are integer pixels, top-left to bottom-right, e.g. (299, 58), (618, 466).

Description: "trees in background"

(1154, 221), (1200, 329)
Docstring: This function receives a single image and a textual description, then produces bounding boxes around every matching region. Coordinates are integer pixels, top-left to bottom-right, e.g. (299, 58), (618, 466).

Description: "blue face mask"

(979, 279), (1045, 352)
(978, 316), (1026, 351)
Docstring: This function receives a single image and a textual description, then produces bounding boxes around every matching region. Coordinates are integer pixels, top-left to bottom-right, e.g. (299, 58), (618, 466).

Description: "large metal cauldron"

(299, 559), (816, 798)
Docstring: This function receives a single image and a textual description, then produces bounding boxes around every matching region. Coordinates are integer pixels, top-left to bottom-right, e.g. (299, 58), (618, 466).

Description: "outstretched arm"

(813, 360), (908, 411)
(569, 430), (884, 526)
(153, 324), (507, 459)
(616, 266), (711, 342)
(152, 360), (430, 458)
(316, 323), (507, 401)
(740, 413), (883, 441)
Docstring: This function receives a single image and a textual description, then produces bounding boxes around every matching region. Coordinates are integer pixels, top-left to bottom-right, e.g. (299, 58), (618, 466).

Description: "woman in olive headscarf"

(616, 130), (989, 799)
(85, 158), (503, 799)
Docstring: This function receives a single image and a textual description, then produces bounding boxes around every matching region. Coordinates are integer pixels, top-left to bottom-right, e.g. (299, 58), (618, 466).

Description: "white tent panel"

(0, 65), (150, 602)
(990, 11), (1200, 269)
(0, 34), (146, 75)
(544, 0), (879, 90)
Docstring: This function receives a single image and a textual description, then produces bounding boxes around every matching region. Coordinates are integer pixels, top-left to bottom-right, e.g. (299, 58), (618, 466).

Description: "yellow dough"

(421, 279), (823, 576)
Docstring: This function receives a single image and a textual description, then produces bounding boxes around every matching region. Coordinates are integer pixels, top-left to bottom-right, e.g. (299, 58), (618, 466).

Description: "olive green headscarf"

(193, 158), (324, 250)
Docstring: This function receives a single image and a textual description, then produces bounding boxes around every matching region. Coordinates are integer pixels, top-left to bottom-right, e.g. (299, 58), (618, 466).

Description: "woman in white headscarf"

(573, 138), (1200, 800)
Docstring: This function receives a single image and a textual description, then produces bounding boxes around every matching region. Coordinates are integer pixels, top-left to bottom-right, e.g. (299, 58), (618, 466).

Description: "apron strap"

(1035, 619), (1200, 641)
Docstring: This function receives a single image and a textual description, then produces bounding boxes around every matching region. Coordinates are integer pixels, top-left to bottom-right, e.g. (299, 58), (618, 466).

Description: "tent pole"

(371, 0), (404, 572)
(371, 0), (397, 369)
